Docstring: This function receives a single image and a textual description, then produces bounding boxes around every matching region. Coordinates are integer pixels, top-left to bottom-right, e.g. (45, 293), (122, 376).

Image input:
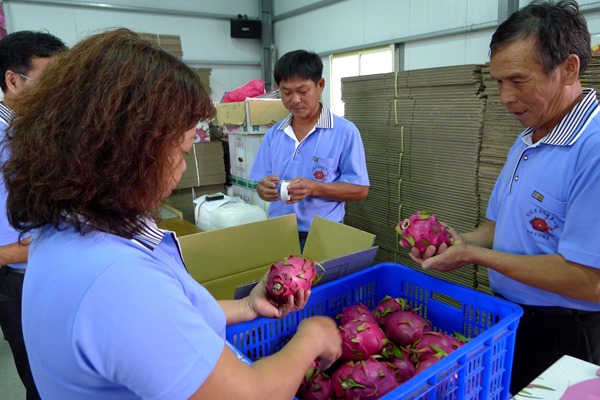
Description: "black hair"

(273, 50), (323, 85)
(0, 30), (67, 92)
(490, 0), (590, 76)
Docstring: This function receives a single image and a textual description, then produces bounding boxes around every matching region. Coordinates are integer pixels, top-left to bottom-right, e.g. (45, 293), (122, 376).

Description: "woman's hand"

(246, 273), (311, 319)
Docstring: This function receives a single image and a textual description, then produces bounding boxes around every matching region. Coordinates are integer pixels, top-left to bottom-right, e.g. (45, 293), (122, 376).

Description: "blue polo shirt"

(249, 103), (369, 232)
(0, 101), (27, 270)
(22, 220), (226, 399)
(487, 88), (600, 311)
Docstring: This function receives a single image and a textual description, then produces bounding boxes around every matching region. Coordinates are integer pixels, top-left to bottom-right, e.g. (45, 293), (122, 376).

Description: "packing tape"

(280, 180), (290, 202)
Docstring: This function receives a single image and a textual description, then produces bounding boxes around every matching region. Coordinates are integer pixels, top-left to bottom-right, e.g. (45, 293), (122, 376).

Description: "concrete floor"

(0, 337), (26, 399)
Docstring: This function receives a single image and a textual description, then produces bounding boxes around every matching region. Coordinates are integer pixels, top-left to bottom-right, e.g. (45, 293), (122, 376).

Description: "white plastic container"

(194, 194), (267, 231)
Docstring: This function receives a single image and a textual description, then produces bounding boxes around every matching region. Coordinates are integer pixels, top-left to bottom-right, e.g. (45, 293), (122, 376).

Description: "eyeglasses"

(18, 73), (34, 82)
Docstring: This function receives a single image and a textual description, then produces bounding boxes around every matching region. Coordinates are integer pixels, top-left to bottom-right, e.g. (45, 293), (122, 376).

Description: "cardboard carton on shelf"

(178, 214), (378, 300)
(215, 98), (289, 135)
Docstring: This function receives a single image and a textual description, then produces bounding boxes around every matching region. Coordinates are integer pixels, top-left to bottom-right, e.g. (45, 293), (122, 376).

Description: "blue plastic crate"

(226, 262), (523, 400)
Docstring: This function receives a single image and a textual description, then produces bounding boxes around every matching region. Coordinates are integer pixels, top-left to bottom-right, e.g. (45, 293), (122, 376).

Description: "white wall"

(3, 0), (264, 102)
(5, 0), (600, 104)
(273, 0), (600, 105)
(272, 0), (500, 105)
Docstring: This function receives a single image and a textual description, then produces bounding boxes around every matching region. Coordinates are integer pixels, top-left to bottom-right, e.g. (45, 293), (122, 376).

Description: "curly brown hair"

(3, 28), (215, 238)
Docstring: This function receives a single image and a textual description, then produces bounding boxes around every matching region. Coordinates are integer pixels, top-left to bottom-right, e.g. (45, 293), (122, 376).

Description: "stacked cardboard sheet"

(138, 32), (184, 59)
(343, 66), (485, 289)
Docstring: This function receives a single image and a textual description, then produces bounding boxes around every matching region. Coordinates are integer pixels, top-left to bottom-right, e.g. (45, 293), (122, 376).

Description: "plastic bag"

(221, 78), (265, 103)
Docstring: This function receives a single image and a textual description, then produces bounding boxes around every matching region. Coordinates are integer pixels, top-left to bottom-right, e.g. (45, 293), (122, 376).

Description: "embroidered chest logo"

(526, 207), (558, 239)
(312, 165), (329, 182)
(529, 217), (554, 236)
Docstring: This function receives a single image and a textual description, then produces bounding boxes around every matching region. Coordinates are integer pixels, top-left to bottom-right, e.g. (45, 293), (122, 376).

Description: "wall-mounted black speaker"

(230, 19), (262, 39)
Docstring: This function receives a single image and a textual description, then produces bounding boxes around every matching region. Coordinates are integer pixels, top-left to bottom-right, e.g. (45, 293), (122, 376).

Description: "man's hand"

(257, 175), (280, 202)
(285, 177), (313, 204)
(408, 226), (470, 272)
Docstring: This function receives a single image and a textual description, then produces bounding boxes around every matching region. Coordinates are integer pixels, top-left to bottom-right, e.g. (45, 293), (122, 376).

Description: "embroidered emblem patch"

(529, 217), (554, 236)
(312, 165), (329, 182)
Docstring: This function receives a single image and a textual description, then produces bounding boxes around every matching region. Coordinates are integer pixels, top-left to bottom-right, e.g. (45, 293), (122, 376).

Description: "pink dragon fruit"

(373, 296), (411, 324)
(414, 356), (441, 375)
(389, 351), (416, 384)
(332, 357), (399, 400)
(380, 343), (416, 384)
(382, 310), (432, 347)
(397, 210), (453, 253)
(265, 255), (323, 305)
(412, 331), (464, 363)
(339, 320), (388, 361)
(297, 366), (334, 400)
(338, 303), (378, 326)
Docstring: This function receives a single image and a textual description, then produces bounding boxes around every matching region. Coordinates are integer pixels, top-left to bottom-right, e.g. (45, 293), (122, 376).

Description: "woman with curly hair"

(2, 28), (341, 400)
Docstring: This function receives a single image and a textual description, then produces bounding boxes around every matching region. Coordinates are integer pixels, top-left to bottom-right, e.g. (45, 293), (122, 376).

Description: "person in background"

(2, 28), (341, 400)
(0, 30), (67, 400)
(409, 0), (600, 394)
(249, 50), (369, 249)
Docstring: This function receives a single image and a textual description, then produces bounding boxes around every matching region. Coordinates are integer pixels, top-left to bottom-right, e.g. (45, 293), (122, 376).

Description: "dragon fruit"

(265, 255), (322, 305)
(389, 351), (416, 384)
(380, 343), (416, 384)
(332, 357), (399, 400)
(338, 303), (378, 326)
(340, 320), (388, 361)
(412, 331), (464, 363)
(382, 310), (432, 347)
(397, 210), (453, 253)
(373, 296), (411, 324)
(297, 366), (334, 400)
(414, 356), (441, 375)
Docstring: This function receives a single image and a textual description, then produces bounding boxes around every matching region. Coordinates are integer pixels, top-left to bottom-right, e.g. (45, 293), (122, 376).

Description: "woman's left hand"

(247, 274), (311, 319)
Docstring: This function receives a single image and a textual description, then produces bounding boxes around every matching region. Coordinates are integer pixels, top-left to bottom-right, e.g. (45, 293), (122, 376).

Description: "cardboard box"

(216, 98), (289, 135)
(176, 141), (226, 190)
(179, 214), (378, 300)
(228, 133), (263, 180)
(156, 203), (202, 237)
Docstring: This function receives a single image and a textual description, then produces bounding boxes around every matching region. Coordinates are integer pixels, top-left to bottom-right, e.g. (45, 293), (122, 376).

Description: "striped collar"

(522, 88), (599, 146)
(131, 218), (166, 251)
(63, 212), (166, 251)
(0, 101), (15, 124)
(277, 102), (334, 131)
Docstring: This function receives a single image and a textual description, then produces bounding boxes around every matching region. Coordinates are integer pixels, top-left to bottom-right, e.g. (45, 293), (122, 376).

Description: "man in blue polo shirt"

(408, 1), (600, 394)
(250, 50), (369, 246)
(0, 31), (66, 400)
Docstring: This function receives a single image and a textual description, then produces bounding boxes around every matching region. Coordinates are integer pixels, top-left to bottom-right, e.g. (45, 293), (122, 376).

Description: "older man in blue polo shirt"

(409, 1), (600, 395)
(250, 50), (369, 246)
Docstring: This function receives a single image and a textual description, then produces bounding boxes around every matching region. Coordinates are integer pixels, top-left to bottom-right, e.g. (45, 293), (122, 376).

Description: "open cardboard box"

(178, 214), (378, 299)
(215, 98), (289, 135)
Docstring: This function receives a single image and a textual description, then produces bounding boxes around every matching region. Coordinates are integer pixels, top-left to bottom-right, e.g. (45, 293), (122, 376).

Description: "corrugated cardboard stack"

(342, 72), (409, 263)
(475, 65), (523, 293)
(138, 32), (184, 59)
(166, 141), (227, 224)
(343, 65), (486, 289)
